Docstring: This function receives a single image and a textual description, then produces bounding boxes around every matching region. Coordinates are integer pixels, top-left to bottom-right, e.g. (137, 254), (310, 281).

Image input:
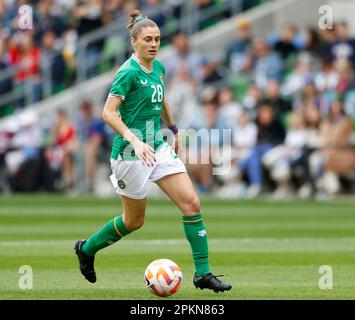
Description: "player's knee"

(185, 196), (200, 215)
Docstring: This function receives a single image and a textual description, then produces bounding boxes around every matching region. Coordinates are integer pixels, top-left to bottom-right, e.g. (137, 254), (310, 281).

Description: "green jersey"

(109, 54), (166, 160)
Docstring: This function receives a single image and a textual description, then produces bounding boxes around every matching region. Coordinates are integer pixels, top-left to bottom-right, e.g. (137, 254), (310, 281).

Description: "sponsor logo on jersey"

(152, 105), (161, 111)
(140, 79), (148, 86)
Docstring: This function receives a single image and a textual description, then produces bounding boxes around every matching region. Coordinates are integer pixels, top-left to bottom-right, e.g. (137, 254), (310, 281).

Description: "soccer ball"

(144, 259), (183, 297)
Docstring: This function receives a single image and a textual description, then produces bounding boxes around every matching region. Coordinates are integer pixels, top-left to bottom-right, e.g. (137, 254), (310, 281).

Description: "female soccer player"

(75, 10), (231, 293)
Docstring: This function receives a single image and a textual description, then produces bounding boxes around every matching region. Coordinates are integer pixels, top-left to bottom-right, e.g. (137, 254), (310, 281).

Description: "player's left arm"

(161, 98), (180, 155)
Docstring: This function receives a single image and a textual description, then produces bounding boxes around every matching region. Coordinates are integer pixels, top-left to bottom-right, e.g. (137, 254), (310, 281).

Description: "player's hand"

(131, 139), (156, 166)
(173, 133), (181, 155)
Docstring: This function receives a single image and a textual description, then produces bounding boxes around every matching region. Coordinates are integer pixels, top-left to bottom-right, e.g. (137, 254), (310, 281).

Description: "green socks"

(183, 214), (210, 277)
(82, 213), (211, 277)
(82, 216), (130, 256)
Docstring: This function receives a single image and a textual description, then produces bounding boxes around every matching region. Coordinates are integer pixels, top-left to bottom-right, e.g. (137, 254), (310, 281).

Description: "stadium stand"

(0, 0), (355, 199)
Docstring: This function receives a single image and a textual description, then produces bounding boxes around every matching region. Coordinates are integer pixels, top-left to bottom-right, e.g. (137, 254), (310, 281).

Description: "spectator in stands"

(34, 0), (66, 45)
(273, 23), (298, 61)
(315, 57), (339, 115)
(264, 79), (292, 121)
(292, 106), (323, 198)
(185, 98), (218, 194)
(61, 28), (78, 77)
(74, 0), (105, 37)
(311, 99), (354, 195)
(263, 111), (307, 199)
(164, 31), (207, 84)
(303, 27), (321, 57)
(242, 83), (263, 120)
(225, 18), (252, 73)
(216, 87), (243, 132)
(331, 21), (355, 67)
(281, 52), (314, 99)
(233, 111), (258, 159)
(200, 58), (226, 85)
(315, 57), (339, 93)
(294, 79), (321, 116)
(317, 28), (336, 62)
(52, 109), (77, 190)
(215, 111), (257, 199)
(251, 37), (282, 90)
(238, 102), (285, 198)
(166, 63), (199, 129)
(73, 0), (105, 77)
(76, 100), (105, 193)
(4, 110), (56, 192)
(334, 58), (355, 98)
(8, 32), (42, 105)
(41, 31), (66, 92)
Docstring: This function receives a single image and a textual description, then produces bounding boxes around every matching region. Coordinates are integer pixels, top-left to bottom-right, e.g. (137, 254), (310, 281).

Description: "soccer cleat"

(74, 240), (96, 283)
(193, 273), (232, 292)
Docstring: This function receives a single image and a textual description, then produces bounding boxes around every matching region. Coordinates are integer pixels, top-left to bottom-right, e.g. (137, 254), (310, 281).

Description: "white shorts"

(109, 142), (186, 199)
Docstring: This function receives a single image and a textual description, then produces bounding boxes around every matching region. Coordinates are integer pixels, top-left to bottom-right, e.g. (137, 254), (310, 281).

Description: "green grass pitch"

(0, 195), (355, 299)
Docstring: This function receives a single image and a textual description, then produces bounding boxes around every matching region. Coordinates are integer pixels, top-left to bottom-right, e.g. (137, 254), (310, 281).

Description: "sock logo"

(198, 230), (207, 237)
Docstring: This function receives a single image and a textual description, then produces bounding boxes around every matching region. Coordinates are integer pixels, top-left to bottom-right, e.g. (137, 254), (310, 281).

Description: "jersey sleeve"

(161, 63), (166, 77)
(109, 68), (135, 100)
(157, 61), (166, 91)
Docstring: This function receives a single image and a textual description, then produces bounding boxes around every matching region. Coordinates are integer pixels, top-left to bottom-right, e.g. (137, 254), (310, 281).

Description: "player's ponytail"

(127, 9), (158, 39)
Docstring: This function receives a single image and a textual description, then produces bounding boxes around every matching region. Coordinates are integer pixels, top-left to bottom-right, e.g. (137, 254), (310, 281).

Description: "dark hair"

(127, 9), (158, 39)
(257, 98), (273, 109)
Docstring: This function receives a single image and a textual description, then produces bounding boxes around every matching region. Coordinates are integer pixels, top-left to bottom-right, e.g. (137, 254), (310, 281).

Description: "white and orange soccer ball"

(144, 259), (183, 297)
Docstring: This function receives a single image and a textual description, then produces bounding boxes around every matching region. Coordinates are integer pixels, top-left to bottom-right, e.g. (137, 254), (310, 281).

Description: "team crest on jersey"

(118, 180), (126, 189)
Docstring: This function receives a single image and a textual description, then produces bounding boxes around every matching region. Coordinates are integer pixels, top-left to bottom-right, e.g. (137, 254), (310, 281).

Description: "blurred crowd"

(0, 100), (113, 193)
(165, 20), (355, 199)
(0, 0), (259, 117)
(1, 3), (355, 198)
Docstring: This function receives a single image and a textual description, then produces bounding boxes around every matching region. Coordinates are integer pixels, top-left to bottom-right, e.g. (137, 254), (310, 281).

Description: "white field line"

(1, 238), (355, 247)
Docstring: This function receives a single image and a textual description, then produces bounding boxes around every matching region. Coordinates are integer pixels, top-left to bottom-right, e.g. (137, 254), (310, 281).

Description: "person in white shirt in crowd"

(4, 110), (42, 176)
(241, 83), (263, 120)
(163, 31), (207, 85)
(281, 52), (314, 98)
(215, 111), (257, 199)
(166, 63), (199, 129)
(263, 111), (307, 199)
(184, 97), (219, 194)
(315, 57), (339, 93)
(216, 87), (243, 134)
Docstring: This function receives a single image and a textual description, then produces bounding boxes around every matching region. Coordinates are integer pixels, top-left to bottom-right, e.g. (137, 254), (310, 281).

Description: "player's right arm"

(102, 96), (156, 166)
